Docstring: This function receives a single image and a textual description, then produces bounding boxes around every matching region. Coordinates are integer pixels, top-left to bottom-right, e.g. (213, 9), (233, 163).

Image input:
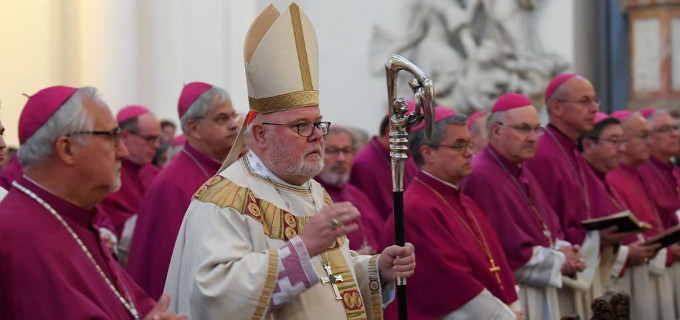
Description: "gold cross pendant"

(320, 262), (344, 300)
(544, 230), (552, 241)
(488, 258), (504, 290)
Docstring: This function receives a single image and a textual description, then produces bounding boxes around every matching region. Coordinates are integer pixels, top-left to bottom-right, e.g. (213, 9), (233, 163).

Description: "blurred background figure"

(1, 147), (17, 169)
(160, 119), (177, 146)
(127, 82), (238, 299)
(98, 105), (161, 266)
(151, 143), (169, 168)
(350, 113), (419, 223)
(669, 109), (680, 167)
(0, 114), (7, 200)
(345, 126), (370, 152)
(166, 134), (186, 161)
(468, 110), (489, 155)
(314, 125), (381, 254)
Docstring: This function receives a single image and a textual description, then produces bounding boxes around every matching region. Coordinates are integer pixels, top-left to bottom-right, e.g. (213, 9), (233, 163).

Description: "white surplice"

(558, 231), (601, 319)
(514, 243), (565, 320)
(0, 185), (7, 202)
(442, 289), (518, 320)
(617, 247), (676, 320)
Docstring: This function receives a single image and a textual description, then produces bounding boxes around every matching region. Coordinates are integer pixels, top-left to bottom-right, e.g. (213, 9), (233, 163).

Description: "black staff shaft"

(393, 190), (408, 320)
(386, 54), (436, 320)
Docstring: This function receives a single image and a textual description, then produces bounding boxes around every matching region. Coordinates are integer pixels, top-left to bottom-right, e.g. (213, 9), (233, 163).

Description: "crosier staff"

(385, 54), (435, 320)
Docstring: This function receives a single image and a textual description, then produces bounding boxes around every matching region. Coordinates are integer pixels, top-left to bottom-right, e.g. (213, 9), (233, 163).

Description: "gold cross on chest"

(488, 258), (504, 290)
(544, 229), (553, 244)
(320, 262), (344, 300)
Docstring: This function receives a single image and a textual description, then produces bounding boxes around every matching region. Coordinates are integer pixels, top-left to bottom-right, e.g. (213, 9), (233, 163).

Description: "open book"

(581, 211), (652, 232)
(643, 225), (680, 249)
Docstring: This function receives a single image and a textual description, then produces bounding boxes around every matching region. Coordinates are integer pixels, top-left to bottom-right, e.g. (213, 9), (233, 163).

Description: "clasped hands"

(559, 245), (585, 276)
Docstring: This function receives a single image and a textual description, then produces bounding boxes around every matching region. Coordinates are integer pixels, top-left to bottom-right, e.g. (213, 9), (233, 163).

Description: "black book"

(581, 211), (652, 233)
(643, 225), (680, 249)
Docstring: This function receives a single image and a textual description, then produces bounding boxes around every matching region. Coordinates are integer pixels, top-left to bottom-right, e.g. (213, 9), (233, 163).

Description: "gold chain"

(414, 177), (504, 288)
(487, 147), (554, 247)
(264, 175), (318, 212)
(181, 148), (210, 179)
(13, 181), (140, 320)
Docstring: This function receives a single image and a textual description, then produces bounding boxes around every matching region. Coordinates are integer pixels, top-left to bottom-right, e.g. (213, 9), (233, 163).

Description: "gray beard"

(264, 138), (324, 182)
(318, 170), (349, 187)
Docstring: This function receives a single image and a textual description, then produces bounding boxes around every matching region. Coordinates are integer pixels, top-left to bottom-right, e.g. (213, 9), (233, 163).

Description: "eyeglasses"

(591, 136), (627, 147)
(628, 130), (651, 140)
(558, 97), (600, 107)
(497, 122), (541, 135)
(68, 127), (122, 144)
(262, 121), (331, 137)
(437, 141), (473, 154)
(130, 131), (160, 145)
(200, 111), (240, 126)
(325, 147), (353, 157)
(652, 124), (679, 134)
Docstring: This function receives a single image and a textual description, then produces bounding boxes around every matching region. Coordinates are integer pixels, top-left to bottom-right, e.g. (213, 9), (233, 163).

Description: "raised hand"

(299, 202), (360, 257)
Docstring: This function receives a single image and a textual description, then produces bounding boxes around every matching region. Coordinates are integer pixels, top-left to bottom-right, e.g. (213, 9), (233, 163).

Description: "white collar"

(421, 169), (459, 190)
(21, 174), (59, 196)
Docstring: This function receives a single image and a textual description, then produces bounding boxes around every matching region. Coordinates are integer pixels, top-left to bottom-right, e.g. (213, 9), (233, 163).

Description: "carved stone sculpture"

(371, 0), (569, 112)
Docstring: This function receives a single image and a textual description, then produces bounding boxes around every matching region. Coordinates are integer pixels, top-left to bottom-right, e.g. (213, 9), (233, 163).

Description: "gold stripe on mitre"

(290, 4), (313, 91)
(248, 90), (318, 113)
(243, 2), (319, 114)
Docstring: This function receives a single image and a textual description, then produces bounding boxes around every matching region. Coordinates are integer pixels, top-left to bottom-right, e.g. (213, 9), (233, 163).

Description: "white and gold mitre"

(220, 3), (319, 171)
(244, 2), (319, 113)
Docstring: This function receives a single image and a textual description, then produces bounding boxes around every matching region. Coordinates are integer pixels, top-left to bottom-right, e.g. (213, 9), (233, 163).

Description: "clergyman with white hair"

(0, 85), (185, 320)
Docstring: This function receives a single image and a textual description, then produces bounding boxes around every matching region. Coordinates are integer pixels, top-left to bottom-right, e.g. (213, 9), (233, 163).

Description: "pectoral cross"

(488, 258), (504, 290)
(544, 229), (553, 245)
(320, 262), (344, 300)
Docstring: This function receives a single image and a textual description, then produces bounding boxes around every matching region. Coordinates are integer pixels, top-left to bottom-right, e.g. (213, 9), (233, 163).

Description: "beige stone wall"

(0, 1), (576, 146)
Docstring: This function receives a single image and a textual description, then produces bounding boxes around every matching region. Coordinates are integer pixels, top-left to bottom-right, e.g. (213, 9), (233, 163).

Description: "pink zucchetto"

(467, 110), (485, 131)
(411, 106), (456, 132)
(640, 107), (657, 119)
(545, 74), (578, 103)
(18, 86), (78, 144)
(178, 82), (213, 118)
(491, 93), (533, 113)
(611, 110), (633, 121)
(116, 105), (150, 124)
(170, 134), (186, 147)
(594, 112), (609, 124)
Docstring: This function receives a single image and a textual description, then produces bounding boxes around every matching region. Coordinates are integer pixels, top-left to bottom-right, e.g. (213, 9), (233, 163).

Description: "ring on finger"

(330, 218), (341, 229)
